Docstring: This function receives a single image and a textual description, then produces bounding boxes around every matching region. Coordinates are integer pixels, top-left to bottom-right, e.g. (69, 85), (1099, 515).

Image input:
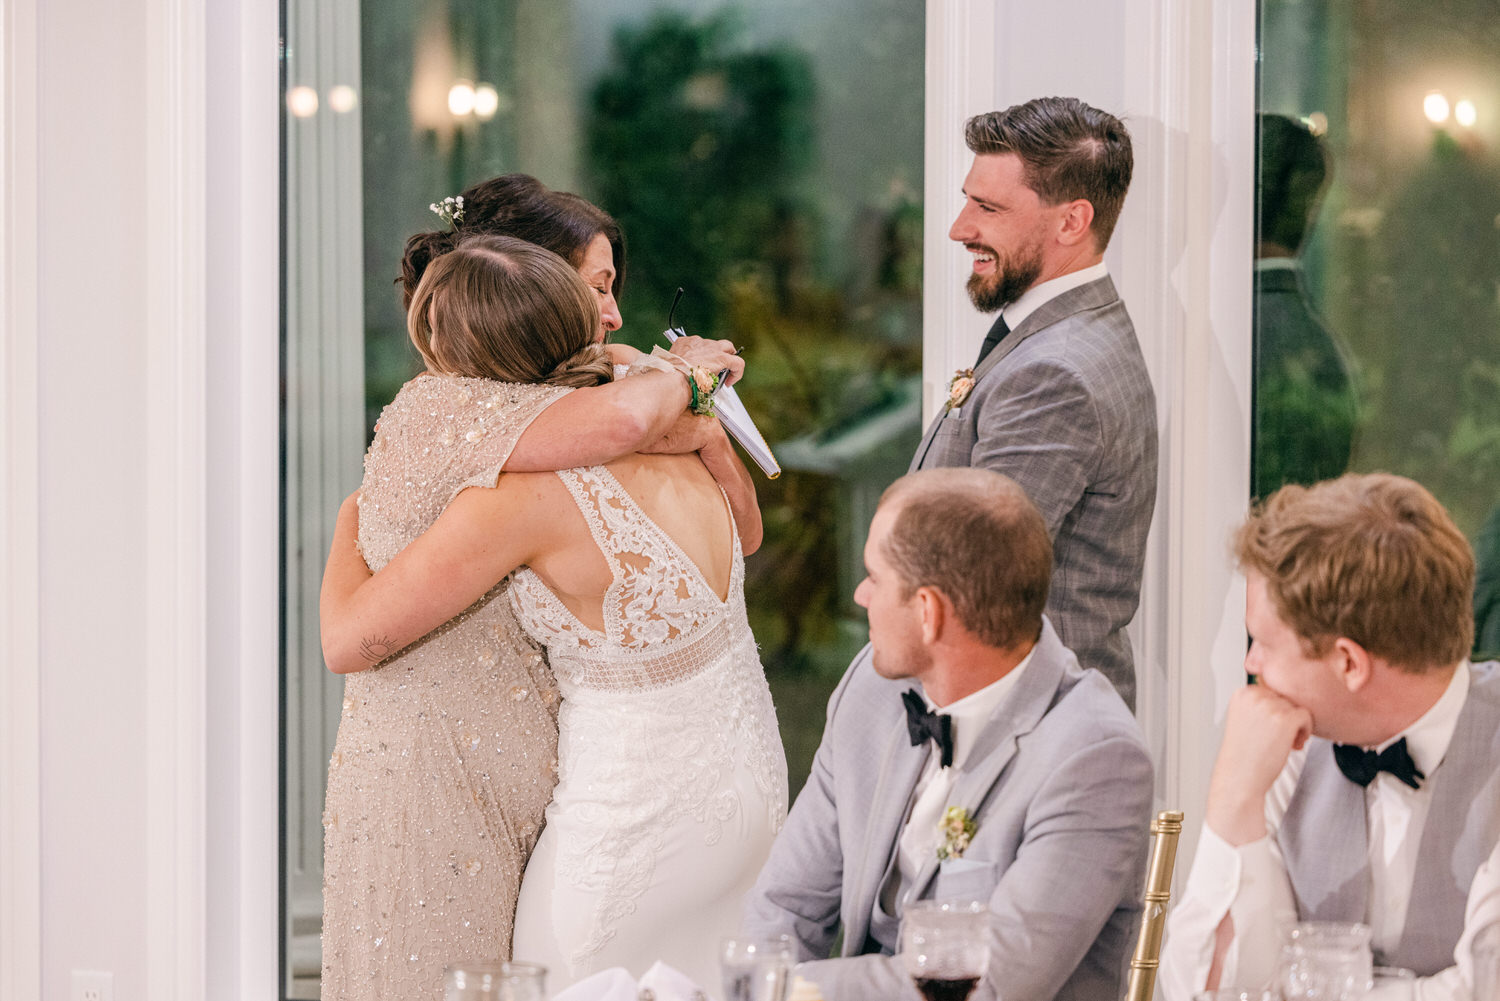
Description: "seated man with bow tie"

(1161, 473), (1500, 1000)
(742, 467), (1153, 1001)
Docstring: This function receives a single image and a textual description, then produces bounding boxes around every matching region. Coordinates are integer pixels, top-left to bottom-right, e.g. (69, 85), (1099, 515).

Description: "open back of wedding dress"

(508, 465), (787, 991)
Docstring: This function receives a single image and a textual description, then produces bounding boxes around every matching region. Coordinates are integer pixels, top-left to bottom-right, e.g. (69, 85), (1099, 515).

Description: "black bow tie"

(902, 689), (954, 768)
(1332, 737), (1425, 790)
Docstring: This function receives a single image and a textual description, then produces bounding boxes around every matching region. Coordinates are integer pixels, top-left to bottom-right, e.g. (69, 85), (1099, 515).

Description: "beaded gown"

(321, 375), (569, 1001)
(508, 464), (788, 991)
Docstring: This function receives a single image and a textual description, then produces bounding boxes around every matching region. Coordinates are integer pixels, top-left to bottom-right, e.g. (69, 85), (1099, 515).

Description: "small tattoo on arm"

(359, 635), (396, 664)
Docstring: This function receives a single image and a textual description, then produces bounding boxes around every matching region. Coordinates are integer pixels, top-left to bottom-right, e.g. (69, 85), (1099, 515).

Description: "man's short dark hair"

(879, 468), (1053, 649)
(965, 97), (1133, 250)
(1256, 114), (1329, 254)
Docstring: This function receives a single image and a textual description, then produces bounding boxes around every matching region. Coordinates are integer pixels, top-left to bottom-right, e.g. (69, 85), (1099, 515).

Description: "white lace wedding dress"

(508, 466), (787, 991)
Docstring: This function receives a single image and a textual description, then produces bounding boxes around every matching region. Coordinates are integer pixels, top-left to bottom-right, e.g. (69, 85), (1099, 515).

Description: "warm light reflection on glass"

(328, 85), (358, 114)
(1455, 99), (1477, 128)
(287, 85), (319, 118)
(1304, 111), (1329, 137)
(448, 81), (477, 116)
(1423, 91), (1451, 124)
(474, 84), (500, 120)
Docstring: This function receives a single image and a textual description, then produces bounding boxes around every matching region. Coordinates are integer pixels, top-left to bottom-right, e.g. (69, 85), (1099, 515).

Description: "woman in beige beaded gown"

(317, 180), (754, 1001)
(322, 235), (786, 993)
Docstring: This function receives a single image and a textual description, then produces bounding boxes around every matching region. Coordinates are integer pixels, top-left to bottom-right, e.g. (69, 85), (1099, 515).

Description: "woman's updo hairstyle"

(407, 234), (614, 389)
(398, 173), (627, 309)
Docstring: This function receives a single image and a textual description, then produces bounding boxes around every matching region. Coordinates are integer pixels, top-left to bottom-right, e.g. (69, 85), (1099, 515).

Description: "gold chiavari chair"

(1123, 809), (1185, 1001)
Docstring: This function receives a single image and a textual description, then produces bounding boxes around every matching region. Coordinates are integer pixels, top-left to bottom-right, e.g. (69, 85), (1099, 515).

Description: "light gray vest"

(1278, 660), (1500, 975)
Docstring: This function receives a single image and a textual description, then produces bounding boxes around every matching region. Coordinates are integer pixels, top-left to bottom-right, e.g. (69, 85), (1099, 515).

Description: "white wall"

(2, 0), (280, 997)
(35, 0), (153, 995)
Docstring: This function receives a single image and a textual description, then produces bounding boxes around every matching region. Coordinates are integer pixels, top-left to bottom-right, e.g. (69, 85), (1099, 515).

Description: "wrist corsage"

(945, 368), (976, 414)
(936, 805), (977, 861)
(646, 346), (721, 416)
(686, 366), (721, 416)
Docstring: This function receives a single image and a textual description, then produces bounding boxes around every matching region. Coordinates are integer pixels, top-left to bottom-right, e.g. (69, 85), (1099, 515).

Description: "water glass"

(720, 936), (795, 1001)
(1473, 922), (1500, 1001)
(899, 900), (991, 1001)
(1279, 921), (1373, 1000)
(442, 961), (547, 1001)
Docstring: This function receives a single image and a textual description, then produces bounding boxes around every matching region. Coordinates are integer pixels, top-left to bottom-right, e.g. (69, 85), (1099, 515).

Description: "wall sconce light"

(474, 84), (500, 121)
(1423, 91), (1451, 124)
(287, 85), (319, 118)
(448, 80), (477, 117)
(328, 85), (358, 114)
(1454, 99), (1477, 128)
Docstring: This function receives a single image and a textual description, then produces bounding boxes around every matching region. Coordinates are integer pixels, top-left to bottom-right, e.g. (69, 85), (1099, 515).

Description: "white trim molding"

(0, 0), (42, 995)
(211, 0), (284, 994)
(144, 0), (209, 996)
(1141, 0), (1257, 858)
(922, 0), (997, 422)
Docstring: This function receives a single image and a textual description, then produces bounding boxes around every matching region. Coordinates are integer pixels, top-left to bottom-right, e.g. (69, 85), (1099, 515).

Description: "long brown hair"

(406, 234), (613, 388)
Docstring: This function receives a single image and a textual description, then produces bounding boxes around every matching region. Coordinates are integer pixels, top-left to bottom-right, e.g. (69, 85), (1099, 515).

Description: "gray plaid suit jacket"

(911, 276), (1157, 707)
(742, 621), (1154, 1001)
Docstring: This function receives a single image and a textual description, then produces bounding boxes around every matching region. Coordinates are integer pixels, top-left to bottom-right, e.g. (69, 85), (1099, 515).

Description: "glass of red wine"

(899, 900), (991, 1001)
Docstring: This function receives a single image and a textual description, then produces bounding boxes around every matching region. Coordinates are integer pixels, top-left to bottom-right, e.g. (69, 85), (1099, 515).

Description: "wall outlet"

(71, 970), (113, 1001)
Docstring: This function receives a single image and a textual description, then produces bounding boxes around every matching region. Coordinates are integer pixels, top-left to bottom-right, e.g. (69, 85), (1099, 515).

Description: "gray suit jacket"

(742, 621), (1154, 1001)
(911, 277), (1157, 707)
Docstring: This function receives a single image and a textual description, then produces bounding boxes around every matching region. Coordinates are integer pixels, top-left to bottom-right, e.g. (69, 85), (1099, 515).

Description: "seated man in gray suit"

(1161, 474), (1500, 1000)
(743, 468), (1153, 1001)
(917, 96), (1158, 708)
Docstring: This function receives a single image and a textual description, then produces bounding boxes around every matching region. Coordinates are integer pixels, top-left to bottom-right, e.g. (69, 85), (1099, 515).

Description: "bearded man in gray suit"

(917, 97), (1157, 708)
(743, 468), (1154, 1001)
(1161, 474), (1500, 1000)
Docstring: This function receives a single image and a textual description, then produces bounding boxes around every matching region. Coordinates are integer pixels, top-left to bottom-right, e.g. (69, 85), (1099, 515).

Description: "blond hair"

(1234, 473), (1474, 671)
(407, 234), (612, 388)
(879, 468), (1052, 649)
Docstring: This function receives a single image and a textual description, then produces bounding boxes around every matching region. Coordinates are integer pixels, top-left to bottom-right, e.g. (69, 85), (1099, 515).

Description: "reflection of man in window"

(1253, 114), (1359, 501)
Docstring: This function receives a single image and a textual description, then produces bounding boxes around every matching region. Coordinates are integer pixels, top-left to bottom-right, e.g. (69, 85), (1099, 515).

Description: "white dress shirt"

(879, 651), (1034, 913)
(998, 261), (1109, 332)
(1162, 663), (1497, 1000)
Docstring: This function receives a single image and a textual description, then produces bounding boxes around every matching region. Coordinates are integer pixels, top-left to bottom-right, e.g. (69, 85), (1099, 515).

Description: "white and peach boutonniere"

(936, 805), (977, 861)
(945, 368), (976, 414)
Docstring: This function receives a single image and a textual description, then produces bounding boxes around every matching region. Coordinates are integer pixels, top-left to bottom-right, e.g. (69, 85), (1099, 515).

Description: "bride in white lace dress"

(322, 234), (787, 990)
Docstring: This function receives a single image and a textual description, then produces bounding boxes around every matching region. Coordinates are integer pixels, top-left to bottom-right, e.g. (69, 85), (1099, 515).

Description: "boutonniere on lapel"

(945, 368), (976, 414)
(936, 805), (977, 861)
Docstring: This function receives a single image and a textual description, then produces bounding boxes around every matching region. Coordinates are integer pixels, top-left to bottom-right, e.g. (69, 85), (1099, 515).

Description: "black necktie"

(1332, 737), (1424, 790)
(974, 314), (1011, 367)
(902, 689), (953, 768)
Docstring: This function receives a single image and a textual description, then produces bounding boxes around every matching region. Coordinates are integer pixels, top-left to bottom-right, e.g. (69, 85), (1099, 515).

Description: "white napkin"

(638, 961), (706, 1000)
(549, 963), (707, 1001)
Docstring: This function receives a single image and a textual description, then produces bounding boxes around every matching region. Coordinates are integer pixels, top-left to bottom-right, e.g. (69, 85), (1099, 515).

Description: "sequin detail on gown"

(321, 375), (569, 1001)
(508, 466), (787, 989)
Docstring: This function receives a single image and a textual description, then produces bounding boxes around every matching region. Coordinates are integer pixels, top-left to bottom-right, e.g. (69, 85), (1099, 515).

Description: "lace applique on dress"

(508, 466), (787, 975)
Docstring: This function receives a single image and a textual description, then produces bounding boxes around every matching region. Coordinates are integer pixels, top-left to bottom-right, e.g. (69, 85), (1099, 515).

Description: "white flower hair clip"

(429, 194), (465, 226)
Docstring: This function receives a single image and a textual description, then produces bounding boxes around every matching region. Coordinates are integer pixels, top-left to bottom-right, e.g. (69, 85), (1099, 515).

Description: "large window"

(1254, 0), (1500, 657)
(281, 2), (924, 995)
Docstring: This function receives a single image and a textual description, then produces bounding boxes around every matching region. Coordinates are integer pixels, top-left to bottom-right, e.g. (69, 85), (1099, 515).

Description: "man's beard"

(965, 243), (1043, 313)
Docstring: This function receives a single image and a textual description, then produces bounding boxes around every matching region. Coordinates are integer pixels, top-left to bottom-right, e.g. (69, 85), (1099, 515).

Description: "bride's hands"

(668, 335), (745, 386)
